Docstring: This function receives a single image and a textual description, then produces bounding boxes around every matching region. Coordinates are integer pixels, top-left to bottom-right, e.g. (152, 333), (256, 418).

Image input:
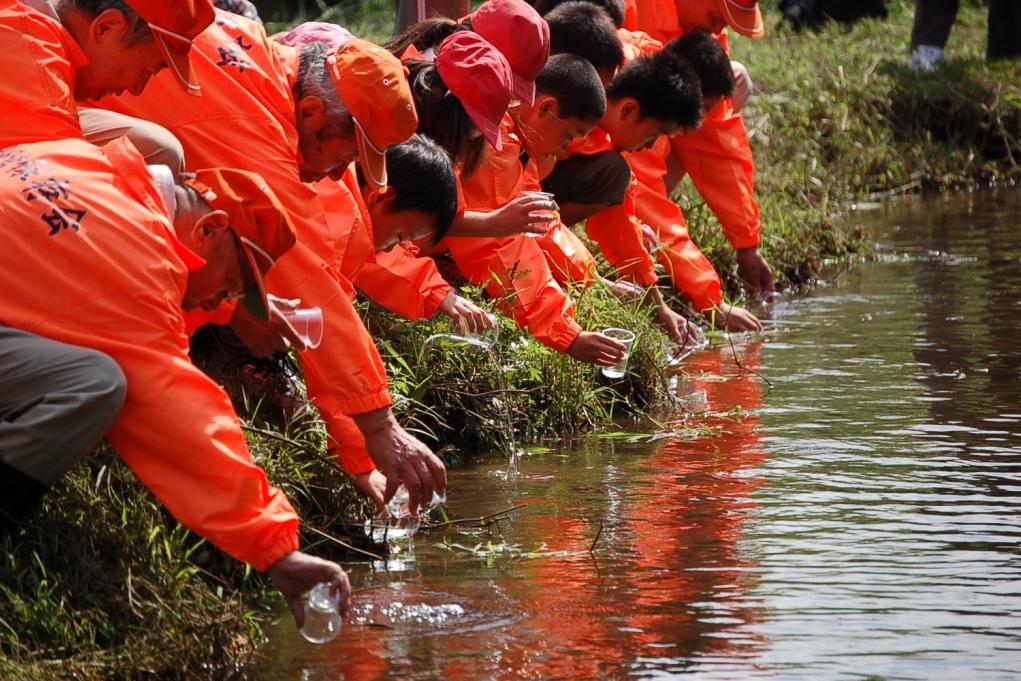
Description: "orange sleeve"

(627, 144), (723, 311)
(445, 235), (582, 353)
(355, 243), (452, 321)
(0, 2), (87, 146)
(265, 241), (392, 416)
(670, 98), (761, 250)
(536, 220), (599, 286)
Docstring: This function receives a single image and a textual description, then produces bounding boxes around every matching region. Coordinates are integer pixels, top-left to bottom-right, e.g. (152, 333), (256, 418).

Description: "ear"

(365, 186), (395, 212)
(619, 97), (641, 121)
(535, 94), (561, 118)
(295, 96), (326, 135)
(191, 209), (230, 241)
(90, 8), (130, 46)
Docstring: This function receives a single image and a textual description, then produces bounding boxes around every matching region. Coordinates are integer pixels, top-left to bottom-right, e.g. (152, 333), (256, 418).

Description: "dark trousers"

(912, 0), (1021, 60)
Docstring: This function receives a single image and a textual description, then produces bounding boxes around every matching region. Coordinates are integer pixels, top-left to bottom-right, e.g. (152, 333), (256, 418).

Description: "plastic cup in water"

(600, 327), (636, 379)
(521, 191), (556, 238)
(281, 306), (324, 350)
(300, 582), (342, 644)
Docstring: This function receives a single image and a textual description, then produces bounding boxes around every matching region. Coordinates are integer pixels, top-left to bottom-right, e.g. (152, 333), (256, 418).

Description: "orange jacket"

(566, 126), (723, 310)
(98, 11), (392, 417)
(0, 0), (88, 145)
(0, 136), (300, 571)
(449, 115), (583, 353)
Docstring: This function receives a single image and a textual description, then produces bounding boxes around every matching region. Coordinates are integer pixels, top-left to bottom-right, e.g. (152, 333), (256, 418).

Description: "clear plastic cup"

(600, 327), (636, 379)
(300, 582), (342, 644)
(281, 306), (324, 350)
(425, 312), (499, 350)
(522, 191), (556, 238)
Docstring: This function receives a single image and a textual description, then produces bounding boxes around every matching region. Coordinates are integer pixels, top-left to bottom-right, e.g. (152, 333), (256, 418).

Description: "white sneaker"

(909, 45), (945, 72)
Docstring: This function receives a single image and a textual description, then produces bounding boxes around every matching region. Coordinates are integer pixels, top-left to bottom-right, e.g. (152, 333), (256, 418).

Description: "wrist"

(351, 406), (398, 437)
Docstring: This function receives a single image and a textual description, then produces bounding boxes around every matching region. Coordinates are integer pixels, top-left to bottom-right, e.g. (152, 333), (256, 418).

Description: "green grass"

(3, 1), (1019, 677)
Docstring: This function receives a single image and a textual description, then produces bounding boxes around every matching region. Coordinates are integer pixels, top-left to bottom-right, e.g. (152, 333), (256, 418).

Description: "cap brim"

(355, 126), (388, 191)
(154, 32), (202, 96)
(239, 237), (274, 320)
(720, 1), (765, 39)
(513, 74), (536, 106)
(461, 102), (503, 152)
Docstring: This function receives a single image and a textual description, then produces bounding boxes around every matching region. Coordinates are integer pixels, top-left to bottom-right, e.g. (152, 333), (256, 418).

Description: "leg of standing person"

(987, 0), (1021, 61)
(394, 0), (469, 35)
(909, 0), (960, 71)
(0, 327), (127, 523)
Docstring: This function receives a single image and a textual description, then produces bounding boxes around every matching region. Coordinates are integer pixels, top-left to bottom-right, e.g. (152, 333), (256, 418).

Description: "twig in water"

(719, 303), (774, 391)
(422, 504), (528, 530)
(306, 526), (384, 561)
(589, 520), (604, 554)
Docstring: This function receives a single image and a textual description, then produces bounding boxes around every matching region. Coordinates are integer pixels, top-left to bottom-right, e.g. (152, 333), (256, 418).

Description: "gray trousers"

(0, 326), (127, 519)
(912, 0), (1021, 60)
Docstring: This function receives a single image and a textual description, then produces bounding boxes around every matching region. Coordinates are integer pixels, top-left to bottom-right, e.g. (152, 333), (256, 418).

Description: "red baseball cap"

(126, 1), (216, 95)
(470, 0), (550, 105)
(435, 32), (514, 151)
(185, 168), (297, 320)
(718, 0), (764, 39)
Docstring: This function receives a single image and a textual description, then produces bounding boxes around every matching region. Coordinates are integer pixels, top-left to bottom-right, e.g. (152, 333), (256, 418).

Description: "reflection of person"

(909, 0), (1021, 72)
(0, 135), (348, 626)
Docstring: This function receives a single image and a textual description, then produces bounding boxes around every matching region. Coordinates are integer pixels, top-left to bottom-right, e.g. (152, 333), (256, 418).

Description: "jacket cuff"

(252, 528), (301, 572)
(423, 285), (453, 319)
(336, 388), (393, 416)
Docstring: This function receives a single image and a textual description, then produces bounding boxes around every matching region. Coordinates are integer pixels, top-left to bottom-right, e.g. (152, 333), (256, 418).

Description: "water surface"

(256, 190), (1021, 680)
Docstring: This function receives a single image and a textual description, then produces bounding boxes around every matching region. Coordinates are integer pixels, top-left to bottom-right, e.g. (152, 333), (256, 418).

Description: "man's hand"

(267, 551), (350, 628)
(230, 295), (308, 357)
(438, 292), (497, 335)
(735, 247), (775, 297)
(711, 301), (763, 333)
(566, 331), (627, 367)
(351, 407), (447, 517)
(654, 305), (701, 350)
(350, 469), (387, 515)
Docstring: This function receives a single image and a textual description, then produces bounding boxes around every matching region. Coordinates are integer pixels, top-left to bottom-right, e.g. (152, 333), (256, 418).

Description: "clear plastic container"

(600, 327), (636, 379)
(300, 582), (342, 644)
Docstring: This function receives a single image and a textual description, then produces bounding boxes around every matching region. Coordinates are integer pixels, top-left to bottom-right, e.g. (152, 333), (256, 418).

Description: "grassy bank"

(4, 1), (1020, 678)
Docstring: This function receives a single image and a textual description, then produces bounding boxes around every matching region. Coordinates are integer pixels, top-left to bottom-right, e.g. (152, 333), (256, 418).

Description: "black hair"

(544, 2), (624, 74)
(404, 59), (487, 178)
(535, 53), (606, 121)
(664, 31), (734, 99)
(605, 51), (703, 129)
(357, 134), (459, 243)
(534, 0), (624, 27)
(68, 0), (150, 44)
(384, 17), (471, 56)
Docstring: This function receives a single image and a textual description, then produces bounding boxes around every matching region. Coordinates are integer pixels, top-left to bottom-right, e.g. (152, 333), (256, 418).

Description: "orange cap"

(125, 0), (216, 96)
(185, 168), (298, 320)
(718, 0), (764, 39)
(326, 39), (419, 190)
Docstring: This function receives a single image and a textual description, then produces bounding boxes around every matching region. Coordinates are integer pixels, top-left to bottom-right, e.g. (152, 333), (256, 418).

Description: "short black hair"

(71, 0), (151, 43)
(358, 134), (459, 243)
(405, 60), (487, 177)
(535, 53), (607, 121)
(665, 31), (734, 99)
(534, 0), (624, 27)
(544, 2), (624, 74)
(605, 51), (703, 129)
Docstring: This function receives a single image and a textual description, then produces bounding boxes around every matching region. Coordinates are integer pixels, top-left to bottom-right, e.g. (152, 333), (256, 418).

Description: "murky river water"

(255, 190), (1021, 680)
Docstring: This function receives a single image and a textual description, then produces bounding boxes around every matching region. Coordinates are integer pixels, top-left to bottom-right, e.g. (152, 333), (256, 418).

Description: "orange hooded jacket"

(0, 136), (300, 570)
(442, 114), (585, 353)
(97, 12), (393, 428)
(0, 0), (88, 145)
